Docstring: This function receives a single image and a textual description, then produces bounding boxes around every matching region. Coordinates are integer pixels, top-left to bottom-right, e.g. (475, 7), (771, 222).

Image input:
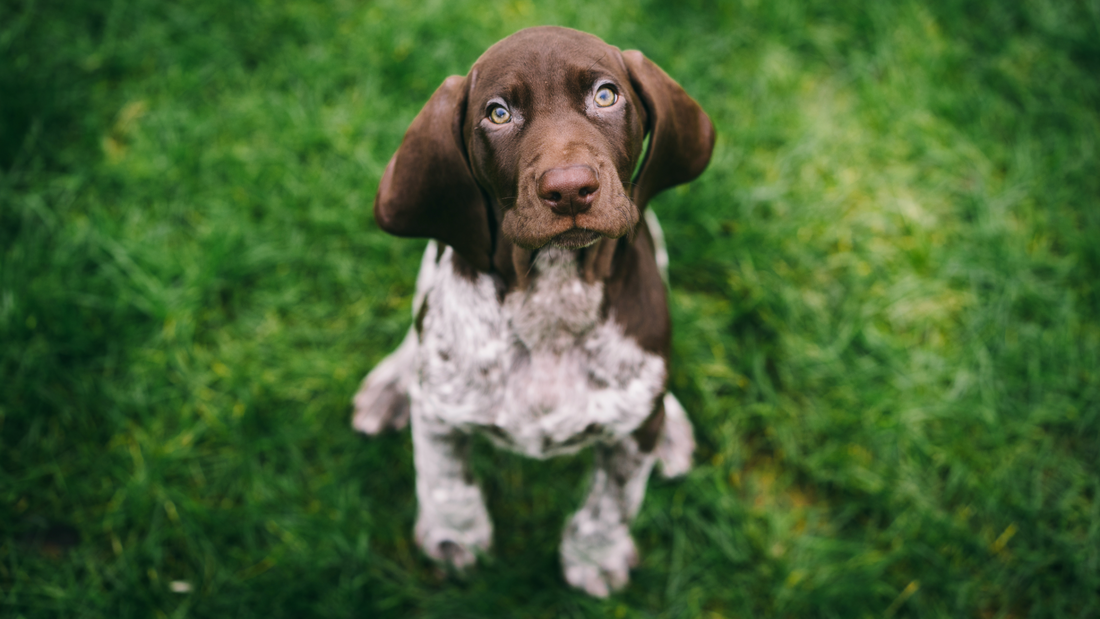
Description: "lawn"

(2, 0), (1098, 617)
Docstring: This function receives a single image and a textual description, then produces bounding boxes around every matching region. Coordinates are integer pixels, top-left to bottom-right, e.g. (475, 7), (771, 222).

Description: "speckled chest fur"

(412, 242), (666, 458)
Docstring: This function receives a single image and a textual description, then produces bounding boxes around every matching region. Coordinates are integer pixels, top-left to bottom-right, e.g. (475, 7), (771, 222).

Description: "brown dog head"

(374, 27), (715, 272)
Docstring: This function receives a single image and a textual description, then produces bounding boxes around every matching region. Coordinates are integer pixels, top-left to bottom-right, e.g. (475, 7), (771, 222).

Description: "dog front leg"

(411, 413), (492, 570)
(561, 436), (657, 597)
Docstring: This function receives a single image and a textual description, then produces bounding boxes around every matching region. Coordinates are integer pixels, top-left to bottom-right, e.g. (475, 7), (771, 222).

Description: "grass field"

(3, 1), (1099, 617)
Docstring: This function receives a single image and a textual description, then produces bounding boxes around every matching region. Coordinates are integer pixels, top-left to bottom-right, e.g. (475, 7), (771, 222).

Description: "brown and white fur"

(351, 26), (714, 597)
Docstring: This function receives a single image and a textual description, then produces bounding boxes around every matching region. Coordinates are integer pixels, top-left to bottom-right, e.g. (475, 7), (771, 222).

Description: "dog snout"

(537, 165), (600, 216)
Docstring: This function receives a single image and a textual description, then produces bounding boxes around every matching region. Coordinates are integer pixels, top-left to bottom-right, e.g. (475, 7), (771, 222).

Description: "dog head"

(374, 26), (714, 272)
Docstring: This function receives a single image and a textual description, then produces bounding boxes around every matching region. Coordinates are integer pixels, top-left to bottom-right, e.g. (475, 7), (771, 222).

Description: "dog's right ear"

(374, 75), (492, 272)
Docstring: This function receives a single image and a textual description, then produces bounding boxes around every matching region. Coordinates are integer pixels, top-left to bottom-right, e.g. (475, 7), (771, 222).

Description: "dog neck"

(488, 236), (620, 292)
(501, 246), (607, 354)
(443, 208), (669, 360)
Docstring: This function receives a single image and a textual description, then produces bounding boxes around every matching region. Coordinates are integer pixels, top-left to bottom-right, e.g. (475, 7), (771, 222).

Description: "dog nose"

(537, 165), (600, 215)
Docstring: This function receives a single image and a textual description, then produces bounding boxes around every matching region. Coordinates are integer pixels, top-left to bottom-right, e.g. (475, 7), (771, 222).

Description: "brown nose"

(536, 165), (600, 215)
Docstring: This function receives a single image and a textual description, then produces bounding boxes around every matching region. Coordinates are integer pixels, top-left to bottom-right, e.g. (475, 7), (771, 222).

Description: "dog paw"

(656, 392), (695, 478)
(351, 331), (416, 435)
(415, 515), (492, 571)
(351, 376), (410, 434)
(560, 523), (639, 597)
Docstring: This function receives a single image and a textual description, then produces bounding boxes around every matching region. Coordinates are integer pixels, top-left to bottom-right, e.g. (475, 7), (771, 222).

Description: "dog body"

(352, 27), (713, 596)
(409, 241), (666, 459)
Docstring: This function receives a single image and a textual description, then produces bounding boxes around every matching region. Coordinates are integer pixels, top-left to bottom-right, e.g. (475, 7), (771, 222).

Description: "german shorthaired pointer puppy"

(352, 26), (714, 596)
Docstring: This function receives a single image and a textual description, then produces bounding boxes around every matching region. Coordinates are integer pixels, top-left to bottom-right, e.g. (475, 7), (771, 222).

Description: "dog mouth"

(549, 228), (602, 249)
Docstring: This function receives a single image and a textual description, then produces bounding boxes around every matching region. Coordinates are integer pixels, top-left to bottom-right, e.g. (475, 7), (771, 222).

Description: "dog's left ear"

(623, 50), (716, 210)
(374, 75), (493, 271)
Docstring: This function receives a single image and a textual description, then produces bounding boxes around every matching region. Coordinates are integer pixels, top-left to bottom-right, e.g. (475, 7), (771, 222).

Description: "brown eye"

(488, 105), (511, 124)
(594, 86), (617, 108)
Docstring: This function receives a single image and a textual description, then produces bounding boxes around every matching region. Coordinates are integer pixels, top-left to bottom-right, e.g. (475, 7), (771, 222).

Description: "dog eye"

(488, 105), (512, 124)
(594, 86), (618, 108)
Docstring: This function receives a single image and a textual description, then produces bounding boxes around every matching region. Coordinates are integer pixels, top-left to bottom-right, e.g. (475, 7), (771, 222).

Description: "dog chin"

(549, 228), (603, 249)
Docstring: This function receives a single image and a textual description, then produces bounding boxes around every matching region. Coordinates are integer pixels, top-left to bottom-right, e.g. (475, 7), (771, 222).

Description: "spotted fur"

(353, 235), (695, 595)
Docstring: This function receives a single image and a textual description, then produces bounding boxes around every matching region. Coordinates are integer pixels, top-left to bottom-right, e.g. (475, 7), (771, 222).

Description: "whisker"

(586, 52), (607, 72)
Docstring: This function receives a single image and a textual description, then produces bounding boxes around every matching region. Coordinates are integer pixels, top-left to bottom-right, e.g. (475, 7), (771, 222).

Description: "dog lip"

(549, 227), (602, 249)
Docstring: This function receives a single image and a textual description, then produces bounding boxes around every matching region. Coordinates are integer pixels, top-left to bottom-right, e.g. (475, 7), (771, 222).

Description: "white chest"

(410, 243), (666, 458)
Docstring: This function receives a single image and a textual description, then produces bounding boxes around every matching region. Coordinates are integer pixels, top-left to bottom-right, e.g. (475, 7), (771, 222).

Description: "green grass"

(3, 0), (1099, 617)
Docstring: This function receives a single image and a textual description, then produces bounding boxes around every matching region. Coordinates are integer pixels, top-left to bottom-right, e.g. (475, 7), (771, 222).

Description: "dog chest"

(410, 243), (665, 458)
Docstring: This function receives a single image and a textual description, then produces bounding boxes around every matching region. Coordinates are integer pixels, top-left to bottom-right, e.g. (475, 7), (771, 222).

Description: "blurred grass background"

(2, 0), (1099, 617)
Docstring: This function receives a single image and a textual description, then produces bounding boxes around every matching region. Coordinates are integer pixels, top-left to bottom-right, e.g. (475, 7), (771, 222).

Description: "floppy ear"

(623, 50), (716, 210)
(374, 75), (492, 271)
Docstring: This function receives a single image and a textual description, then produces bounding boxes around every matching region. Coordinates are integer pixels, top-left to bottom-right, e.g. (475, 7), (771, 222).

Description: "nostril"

(537, 165), (600, 214)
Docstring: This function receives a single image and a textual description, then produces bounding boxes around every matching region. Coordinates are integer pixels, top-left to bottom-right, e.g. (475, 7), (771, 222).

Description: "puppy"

(353, 26), (714, 596)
